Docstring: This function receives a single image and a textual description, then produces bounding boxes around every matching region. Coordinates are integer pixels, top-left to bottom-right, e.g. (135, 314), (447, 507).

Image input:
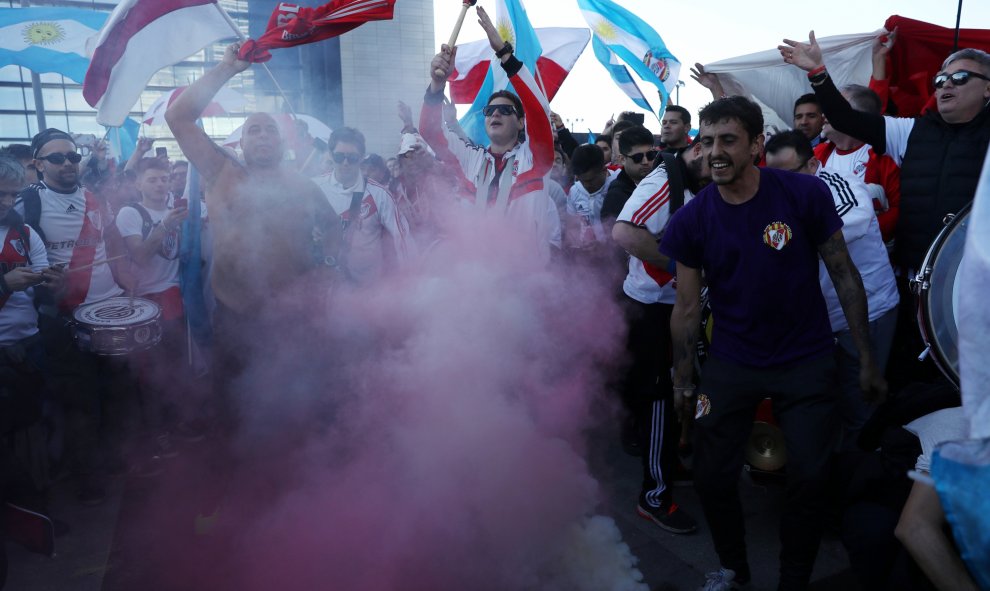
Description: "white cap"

(397, 133), (435, 157)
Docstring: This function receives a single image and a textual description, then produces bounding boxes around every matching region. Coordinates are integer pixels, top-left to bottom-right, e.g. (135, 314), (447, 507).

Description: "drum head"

(918, 207), (970, 386)
(73, 297), (161, 326)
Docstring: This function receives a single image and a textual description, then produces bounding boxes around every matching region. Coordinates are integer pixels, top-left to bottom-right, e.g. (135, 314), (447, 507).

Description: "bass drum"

(911, 204), (971, 387)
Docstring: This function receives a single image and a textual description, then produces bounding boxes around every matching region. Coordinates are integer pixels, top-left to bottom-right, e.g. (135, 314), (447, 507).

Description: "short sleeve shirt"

(660, 168), (843, 368)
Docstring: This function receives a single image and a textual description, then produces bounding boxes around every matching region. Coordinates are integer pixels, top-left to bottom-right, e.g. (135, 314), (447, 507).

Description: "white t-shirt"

(566, 169), (619, 245)
(115, 204), (181, 296)
(15, 183), (123, 306)
(0, 225), (48, 346)
(881, 116), (917, 167)
(617, 164), (693, 305)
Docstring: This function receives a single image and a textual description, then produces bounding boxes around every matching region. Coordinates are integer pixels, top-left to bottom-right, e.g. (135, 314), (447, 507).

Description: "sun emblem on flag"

(22, 22), (65, 46)
(496, 20), (515, 46)
(593, 19), (618, 42)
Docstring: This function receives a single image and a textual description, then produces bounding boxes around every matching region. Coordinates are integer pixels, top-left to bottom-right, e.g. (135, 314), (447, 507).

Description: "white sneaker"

(699, 567), (745, 591)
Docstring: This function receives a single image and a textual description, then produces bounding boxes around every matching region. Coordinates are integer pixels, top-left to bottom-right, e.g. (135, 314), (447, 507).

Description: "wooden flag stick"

(434, 0), (478, 78)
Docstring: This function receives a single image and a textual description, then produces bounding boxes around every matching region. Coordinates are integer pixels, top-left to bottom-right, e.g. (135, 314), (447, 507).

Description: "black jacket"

(812, 73), (990, 269)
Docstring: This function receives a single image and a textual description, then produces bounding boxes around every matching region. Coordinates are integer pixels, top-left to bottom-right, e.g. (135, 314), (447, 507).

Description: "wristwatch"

(495, 42), (514, 59)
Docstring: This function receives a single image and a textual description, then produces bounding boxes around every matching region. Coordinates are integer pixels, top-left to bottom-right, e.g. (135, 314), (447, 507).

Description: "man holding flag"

(421, 5), (560, 263)
(165, 43), (340, 429)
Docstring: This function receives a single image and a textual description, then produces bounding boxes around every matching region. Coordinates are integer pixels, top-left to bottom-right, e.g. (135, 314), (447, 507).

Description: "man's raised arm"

(165, 43), (250, 182)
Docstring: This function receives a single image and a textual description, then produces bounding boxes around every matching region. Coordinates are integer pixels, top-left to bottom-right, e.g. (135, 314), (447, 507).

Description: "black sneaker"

(637, 501), (697, 534)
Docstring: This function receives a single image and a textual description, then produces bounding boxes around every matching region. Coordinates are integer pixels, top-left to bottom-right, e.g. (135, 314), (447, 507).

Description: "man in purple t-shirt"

(660, 97), (887, 591)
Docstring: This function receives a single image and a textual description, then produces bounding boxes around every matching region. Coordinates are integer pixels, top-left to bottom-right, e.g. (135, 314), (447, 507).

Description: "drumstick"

(65, 255), (128, 274)
(433, 0), (477, 78)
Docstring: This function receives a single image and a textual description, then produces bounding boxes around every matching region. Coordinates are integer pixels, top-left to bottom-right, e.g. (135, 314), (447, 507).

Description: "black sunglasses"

(332, 152), (361, 165)
(623, 149), (660, 164)
(933, 70), (990, 90)
(483, 104), (518, 117)
(38, 151), (82, 165)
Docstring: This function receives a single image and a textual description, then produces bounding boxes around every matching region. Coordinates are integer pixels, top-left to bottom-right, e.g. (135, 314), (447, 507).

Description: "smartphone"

(173, 197), (188, 209)
(156, 146), (168, 158)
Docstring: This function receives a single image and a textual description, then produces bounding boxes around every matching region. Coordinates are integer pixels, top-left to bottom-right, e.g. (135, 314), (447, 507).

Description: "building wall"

(339, 0), (435, 158)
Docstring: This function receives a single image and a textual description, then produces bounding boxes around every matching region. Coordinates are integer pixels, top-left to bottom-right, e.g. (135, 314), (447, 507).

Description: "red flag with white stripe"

(84, 0), (234, 127)
(237, 0), (397, 63)
(449, 27), (590, 104)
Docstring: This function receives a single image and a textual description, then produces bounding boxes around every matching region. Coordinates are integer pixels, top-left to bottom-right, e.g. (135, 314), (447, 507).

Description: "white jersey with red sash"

(617, 164), (695, 305)
(314, 172), (415, 285)
(17, 183), (123, 312)
(420, 57), (561, 262)
(0, 224), (48, 346)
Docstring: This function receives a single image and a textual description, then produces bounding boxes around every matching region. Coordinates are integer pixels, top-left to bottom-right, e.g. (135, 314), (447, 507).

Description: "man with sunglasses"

(314, 127), (413, 285)
(14, 128), (126, 505)
(781, 36), (990, 280)
(610, 136), (711, 536)
(600, 125), (658, 223)
(421, 6), (560, 263)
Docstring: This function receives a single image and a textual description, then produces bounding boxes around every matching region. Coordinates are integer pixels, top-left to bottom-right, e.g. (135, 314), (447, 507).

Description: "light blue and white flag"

(577, 0), (679, 118)
(459, 0), (544, 146)
(0, 7), (107, 83)
(591, 35), (654, 115)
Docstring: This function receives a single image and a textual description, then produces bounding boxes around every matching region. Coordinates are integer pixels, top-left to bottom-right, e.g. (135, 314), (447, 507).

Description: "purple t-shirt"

(660, 168), (843, 368)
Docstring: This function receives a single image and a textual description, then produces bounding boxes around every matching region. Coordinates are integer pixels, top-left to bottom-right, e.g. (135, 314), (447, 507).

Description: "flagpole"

(20, 0), (48, 131)
(211, 2), (299, 119)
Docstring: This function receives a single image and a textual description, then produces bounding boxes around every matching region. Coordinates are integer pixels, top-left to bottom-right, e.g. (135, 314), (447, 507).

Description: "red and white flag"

(448, 27), (591, 104)
(84, 0), (233, 127)
(237, 0), (397, 63)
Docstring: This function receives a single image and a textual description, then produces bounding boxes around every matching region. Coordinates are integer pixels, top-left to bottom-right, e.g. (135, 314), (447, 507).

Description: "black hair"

(486, 90), (524, 118)
(618, 125), (655, 155)
(329, 127), (366, 155)
(616, 111), (645, 125)
(570, 144), (606, 176)
(0, 144), (33, 161)
(664, 105), (692, 128)
(595, 133), (612, 147)
(764, 129), (814, 164)
(793, 93), (820, 114)
(699, 96), (765, 143)
(609, 120), (636, 141)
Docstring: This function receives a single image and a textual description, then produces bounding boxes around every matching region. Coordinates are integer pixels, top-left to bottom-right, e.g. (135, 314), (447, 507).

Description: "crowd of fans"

(1, 10), (988, 591)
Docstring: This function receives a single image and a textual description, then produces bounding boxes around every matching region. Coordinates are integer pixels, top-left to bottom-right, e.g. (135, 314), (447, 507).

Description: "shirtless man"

(166, 43), (339, 428)
(165, 43), (338, 315)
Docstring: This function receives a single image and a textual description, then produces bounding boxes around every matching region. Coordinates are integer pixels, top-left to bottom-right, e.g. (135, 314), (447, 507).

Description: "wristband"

(809, 70), (829, 87)
(807, 65), (827, 78)
(495, 42), (513, 59)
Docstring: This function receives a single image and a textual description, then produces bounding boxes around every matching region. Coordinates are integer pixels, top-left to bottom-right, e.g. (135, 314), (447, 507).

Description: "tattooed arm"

(819, 229), (888, 401)
(670, 262), (703, 420)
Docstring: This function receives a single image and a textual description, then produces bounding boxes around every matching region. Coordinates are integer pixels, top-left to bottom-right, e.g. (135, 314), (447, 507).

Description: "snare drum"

(911, 204), (971, 387)
(72, 297), (163, 355)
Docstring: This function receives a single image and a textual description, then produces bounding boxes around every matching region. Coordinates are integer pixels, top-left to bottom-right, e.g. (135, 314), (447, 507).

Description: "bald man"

(166, 43), (340, 429)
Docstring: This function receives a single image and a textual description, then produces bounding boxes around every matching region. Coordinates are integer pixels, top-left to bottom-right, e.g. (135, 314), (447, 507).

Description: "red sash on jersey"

(59, 191), (101, 313)
(0, 226), (31, 311)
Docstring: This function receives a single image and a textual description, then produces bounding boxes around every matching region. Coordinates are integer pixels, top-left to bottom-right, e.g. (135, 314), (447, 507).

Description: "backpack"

(17, 183), (46, 245)
(119, 203), (155, 240)
(659, 151), (686, 216)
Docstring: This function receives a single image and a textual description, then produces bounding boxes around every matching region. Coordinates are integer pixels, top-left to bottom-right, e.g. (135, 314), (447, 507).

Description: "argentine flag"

(591, 35), (654, 115)
(0, 7), (107, 84)
(459, 0), (544, 146)
(577, 0), (679, 118)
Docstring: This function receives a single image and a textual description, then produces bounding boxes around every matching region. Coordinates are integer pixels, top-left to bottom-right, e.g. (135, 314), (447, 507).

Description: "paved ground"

(4, 430), (859, 591)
